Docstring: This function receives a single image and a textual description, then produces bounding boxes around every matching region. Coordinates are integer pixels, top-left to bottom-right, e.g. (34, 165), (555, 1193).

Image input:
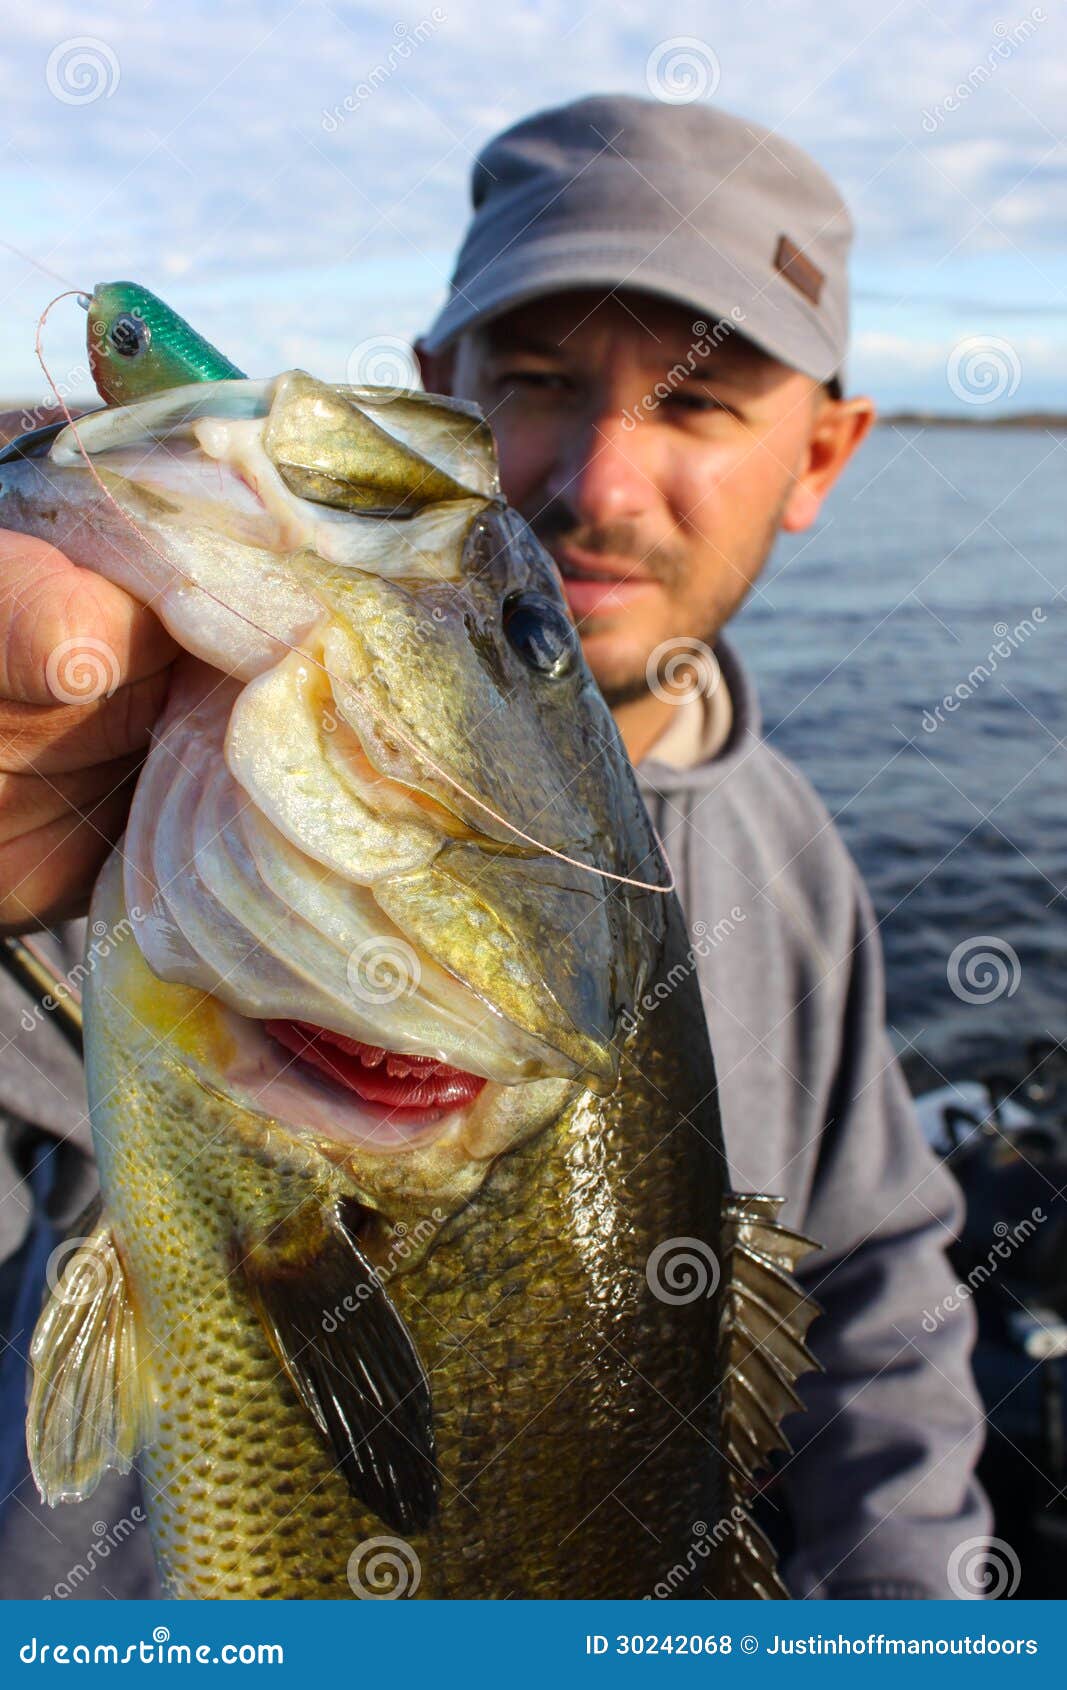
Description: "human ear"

(414, 340), (454, 396)
(780, 394), (877, 532)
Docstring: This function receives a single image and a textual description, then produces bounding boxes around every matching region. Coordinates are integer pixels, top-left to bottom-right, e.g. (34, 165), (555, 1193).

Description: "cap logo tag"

(774, 234), (824, 306)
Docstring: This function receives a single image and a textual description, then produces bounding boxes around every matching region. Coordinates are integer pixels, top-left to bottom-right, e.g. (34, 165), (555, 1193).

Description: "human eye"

(662, 387), (744, 423)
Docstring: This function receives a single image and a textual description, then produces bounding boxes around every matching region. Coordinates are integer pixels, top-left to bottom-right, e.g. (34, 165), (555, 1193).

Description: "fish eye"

(108, 313), (150, 358)
(502, 592), (579, 679)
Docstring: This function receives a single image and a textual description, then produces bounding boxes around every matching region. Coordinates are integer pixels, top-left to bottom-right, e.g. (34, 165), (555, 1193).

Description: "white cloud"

(0, 0), (1061, 405)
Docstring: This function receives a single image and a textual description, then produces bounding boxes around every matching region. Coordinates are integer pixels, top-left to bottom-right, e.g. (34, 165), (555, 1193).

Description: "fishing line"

(0, 239), (83, 292)
(32, 290), (675, 897)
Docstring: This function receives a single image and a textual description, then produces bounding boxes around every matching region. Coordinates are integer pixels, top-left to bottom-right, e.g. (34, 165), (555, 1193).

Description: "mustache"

(527, 501), (687, 586)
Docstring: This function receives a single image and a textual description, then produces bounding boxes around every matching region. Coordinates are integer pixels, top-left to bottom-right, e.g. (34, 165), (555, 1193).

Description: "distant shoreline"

(3, 400), (1065, 434)
(879, 412), (1067, 430)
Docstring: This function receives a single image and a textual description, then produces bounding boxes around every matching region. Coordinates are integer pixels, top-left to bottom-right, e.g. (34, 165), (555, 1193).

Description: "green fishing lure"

(85, 280), (244, 403)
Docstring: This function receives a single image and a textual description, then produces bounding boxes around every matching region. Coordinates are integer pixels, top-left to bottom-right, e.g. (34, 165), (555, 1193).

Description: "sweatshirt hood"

(636, 635), (763, 796)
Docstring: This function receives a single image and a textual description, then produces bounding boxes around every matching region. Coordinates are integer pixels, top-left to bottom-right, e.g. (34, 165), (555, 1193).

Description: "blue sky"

(0, 0), (1063, 412)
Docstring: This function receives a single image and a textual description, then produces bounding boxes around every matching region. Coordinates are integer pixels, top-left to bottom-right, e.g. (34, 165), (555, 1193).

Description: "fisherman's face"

(424, 290), (871, 708)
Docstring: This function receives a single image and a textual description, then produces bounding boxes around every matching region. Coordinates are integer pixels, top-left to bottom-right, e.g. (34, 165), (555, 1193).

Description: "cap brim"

(421, 239), (841, 384)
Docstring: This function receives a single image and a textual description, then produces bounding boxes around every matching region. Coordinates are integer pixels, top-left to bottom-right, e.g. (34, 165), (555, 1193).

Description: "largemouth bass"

(3, 365), (818, 1599)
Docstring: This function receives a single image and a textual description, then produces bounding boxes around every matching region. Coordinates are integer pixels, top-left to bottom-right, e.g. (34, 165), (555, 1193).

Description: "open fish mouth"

(122, 656), (616, 1150)
(265, 1022), (487, 1115)
(195, 1000), (504, 1156)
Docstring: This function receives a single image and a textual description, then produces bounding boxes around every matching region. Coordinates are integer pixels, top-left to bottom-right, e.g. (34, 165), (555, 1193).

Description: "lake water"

(732, 425), (1067, 1093)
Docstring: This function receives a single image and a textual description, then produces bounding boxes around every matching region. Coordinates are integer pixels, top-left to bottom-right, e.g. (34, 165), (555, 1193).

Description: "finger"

(0, 667), (173, 774)
(0, 529), (177, 705)
(0, 781), (137, 934)
(0, 754), (145, 845)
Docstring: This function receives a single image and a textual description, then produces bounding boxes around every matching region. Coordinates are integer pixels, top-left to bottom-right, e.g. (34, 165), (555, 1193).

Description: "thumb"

(0, 529), (177, 705)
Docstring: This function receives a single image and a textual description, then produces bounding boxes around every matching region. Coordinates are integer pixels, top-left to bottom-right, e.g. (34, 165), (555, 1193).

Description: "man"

(0, 96), (989, 1599)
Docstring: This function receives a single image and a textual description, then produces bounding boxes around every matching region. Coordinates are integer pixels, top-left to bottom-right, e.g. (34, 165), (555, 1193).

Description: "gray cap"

(422, 94), (852, 385)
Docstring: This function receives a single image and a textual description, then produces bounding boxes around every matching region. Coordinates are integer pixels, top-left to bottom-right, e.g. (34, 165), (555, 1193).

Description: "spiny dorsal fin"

(714, 1193), (821, 1599)
(27, 1215), (155, 1505)
(240, 1196), (439, 1535)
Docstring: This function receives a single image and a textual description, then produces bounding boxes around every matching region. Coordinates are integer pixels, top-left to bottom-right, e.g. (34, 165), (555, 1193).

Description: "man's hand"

(0, 528), (177, 933)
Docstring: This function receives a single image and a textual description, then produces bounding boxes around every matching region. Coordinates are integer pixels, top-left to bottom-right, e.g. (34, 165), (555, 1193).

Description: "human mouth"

(550, 547), (661, 620)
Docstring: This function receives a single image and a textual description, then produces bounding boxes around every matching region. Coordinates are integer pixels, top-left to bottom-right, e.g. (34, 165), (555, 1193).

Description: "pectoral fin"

(714, 1193), (822, 1600)
(240, 1196), (439, 1534)
(26, 1208), (156, 1506)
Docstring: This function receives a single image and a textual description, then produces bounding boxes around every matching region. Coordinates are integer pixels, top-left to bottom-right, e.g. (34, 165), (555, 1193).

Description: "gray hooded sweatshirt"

(0, 636), (989, 1600)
